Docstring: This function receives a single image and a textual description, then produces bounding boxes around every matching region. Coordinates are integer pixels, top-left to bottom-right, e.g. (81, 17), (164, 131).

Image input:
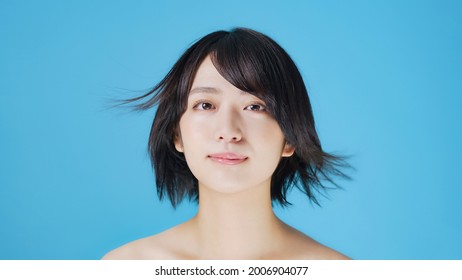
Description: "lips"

(208, 153), (248, 165)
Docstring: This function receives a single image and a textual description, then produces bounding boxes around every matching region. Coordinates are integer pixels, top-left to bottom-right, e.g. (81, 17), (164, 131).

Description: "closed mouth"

(208, 153), (248, 165)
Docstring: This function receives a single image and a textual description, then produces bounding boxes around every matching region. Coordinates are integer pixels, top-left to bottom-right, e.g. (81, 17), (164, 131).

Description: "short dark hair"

(124, 27), (349, 207)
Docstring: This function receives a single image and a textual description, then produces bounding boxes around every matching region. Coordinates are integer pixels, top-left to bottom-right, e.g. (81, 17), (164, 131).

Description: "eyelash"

(244, 103), (266, 111)
(192, 100), (215, 110)
(192, 100), (267, 112)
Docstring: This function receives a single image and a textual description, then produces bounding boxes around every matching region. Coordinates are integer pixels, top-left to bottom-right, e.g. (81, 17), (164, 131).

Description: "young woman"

(103, 27), (350, 260)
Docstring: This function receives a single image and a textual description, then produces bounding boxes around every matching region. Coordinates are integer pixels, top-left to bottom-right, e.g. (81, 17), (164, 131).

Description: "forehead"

(190, 56), (228, 87)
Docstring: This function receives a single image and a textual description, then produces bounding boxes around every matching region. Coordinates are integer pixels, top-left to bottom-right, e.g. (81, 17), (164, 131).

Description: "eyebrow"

(189, 86), (250, 96)
(189, 87), (220, 95)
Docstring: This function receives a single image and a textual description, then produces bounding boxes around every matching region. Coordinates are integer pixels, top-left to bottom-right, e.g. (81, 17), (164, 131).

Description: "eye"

(244, 104), (266, 112)
(193, 101), (215, 110)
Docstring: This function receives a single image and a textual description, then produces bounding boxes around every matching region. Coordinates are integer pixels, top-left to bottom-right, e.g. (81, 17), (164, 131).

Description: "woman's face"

(175, 56), (294, 195)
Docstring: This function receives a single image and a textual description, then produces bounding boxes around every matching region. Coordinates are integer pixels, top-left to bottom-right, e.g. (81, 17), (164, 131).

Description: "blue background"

(1, 0), (461, 259)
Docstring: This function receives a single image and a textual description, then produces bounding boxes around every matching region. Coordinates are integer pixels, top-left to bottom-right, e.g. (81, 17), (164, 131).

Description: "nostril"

(217, 135), (241, 142)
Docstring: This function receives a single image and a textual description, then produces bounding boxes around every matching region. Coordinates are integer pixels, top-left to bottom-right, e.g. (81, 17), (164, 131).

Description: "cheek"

(179, 114), (209, 147)
(244, 120), (287, 169)
(177, 114), (212, 171)
(248, 120), (286, 147)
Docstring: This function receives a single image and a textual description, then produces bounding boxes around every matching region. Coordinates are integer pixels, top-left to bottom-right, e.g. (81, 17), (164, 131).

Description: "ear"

(174, 132), (184, 153)
(282, 143), (295, 157)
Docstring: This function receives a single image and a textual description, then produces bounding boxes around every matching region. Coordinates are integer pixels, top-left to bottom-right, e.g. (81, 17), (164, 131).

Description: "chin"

(198, 178), (268, 196)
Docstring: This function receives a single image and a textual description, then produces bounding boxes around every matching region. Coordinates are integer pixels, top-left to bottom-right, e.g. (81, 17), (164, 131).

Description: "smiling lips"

(208, 153), (248, 165)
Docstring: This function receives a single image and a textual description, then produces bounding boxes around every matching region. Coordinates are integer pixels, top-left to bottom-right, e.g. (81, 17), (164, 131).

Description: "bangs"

(207, 30), (284, 111)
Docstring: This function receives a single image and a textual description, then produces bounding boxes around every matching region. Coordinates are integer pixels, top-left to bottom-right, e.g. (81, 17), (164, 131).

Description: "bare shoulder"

(301, 240), (351, 260)
(101, 226), (189, 260)
(282, 226), (351, 260)
(101, 235), (164, 260)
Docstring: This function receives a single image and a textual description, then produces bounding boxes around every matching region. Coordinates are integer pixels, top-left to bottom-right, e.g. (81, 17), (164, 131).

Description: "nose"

(214, 106), (243, 143)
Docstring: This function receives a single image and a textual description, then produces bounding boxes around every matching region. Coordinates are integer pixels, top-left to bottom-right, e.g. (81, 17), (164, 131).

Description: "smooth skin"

(103, 57), (349, 260)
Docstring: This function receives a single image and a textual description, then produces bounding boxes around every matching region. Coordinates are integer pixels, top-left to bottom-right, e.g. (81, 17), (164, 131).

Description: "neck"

(188, 181), (286, 259)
